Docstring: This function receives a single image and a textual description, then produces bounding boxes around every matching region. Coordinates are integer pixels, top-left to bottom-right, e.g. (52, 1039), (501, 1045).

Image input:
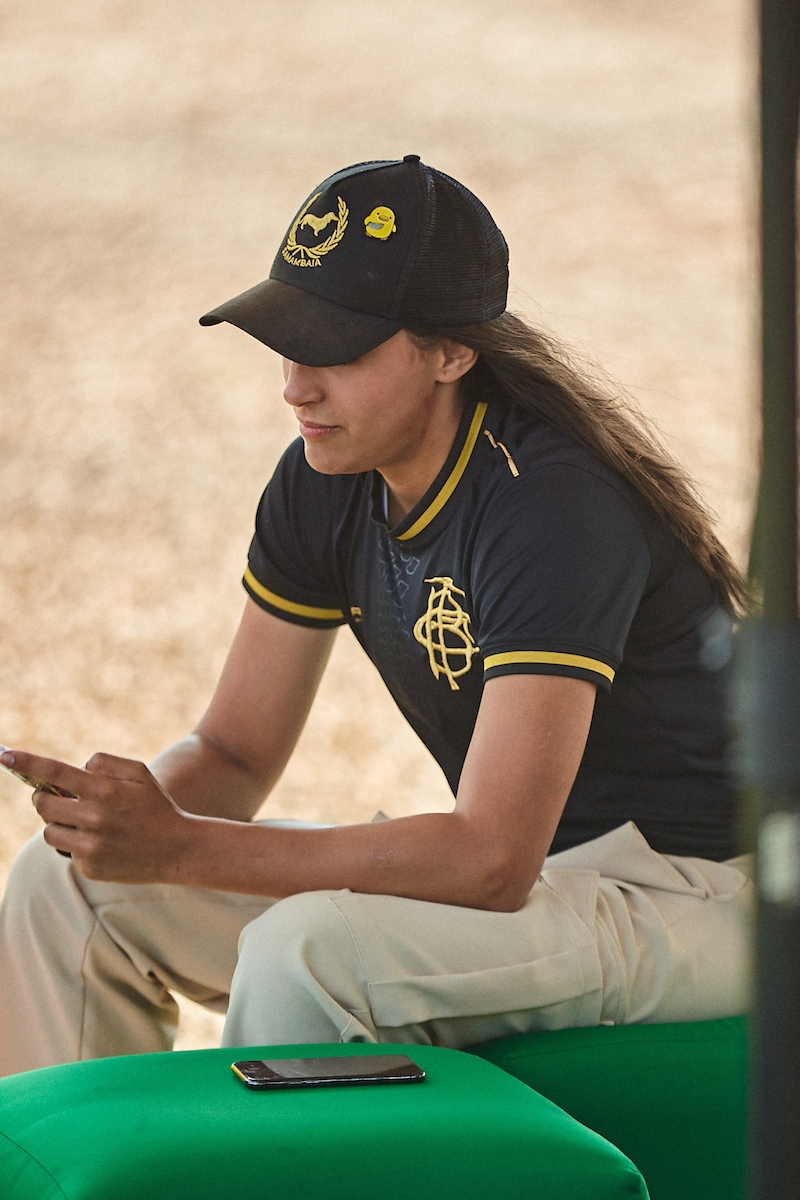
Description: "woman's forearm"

(170, 809), (535, 911)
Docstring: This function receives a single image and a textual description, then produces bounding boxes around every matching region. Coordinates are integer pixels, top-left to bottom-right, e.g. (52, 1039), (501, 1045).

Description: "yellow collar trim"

(396, 402), (488, 542)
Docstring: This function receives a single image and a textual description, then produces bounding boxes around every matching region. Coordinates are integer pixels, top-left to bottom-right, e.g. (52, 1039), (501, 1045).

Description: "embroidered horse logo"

(282, 193), (349, 268)
(300, 210), (338, 236)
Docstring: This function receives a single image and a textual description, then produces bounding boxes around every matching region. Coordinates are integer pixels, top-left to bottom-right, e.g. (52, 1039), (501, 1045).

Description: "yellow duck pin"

(364, 206), (397, 240)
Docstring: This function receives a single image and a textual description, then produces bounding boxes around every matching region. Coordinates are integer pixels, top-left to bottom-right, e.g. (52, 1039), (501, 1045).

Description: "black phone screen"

(231, 1054), (426, 1089)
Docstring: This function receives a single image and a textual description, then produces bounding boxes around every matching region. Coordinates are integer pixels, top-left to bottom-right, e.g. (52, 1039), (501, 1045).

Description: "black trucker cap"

(199, 155), (508, 366)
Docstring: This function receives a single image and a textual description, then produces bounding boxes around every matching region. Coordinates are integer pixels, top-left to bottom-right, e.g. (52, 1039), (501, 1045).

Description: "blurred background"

(0, 0), (756, 1047)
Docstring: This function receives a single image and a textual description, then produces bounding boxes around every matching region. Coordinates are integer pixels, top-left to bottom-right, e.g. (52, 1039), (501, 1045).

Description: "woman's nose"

(282, 359), (323, 408)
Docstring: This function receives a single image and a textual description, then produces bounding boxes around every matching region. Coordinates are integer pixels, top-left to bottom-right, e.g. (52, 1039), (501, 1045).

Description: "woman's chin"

(302, 442), (360, 476)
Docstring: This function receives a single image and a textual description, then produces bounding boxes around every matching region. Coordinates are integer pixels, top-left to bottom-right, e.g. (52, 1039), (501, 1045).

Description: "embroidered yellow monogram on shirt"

(413, 577), (479, 691)
(282, 193), (349, 267)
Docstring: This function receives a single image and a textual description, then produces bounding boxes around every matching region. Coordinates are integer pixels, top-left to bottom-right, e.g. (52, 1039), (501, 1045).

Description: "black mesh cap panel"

(396, 169), (508, 325)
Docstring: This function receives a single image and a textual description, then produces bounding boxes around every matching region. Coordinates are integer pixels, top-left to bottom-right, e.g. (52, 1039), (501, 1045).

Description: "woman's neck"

(381, 386), (467, 524)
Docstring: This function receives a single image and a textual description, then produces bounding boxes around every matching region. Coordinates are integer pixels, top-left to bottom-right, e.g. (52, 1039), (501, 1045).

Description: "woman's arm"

(147, 598), (337, 821)
(16, 664), (595, 911)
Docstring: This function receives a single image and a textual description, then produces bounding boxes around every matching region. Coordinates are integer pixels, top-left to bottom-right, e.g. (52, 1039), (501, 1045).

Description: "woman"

(0, 156), (752, 1075)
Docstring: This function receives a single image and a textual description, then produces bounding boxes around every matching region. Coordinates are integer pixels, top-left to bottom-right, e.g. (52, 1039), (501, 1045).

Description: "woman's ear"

(435, 340), (478, 383)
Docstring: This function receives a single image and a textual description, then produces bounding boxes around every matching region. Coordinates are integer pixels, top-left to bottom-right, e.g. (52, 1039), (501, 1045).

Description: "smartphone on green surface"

(231, 1054), (426, 1090)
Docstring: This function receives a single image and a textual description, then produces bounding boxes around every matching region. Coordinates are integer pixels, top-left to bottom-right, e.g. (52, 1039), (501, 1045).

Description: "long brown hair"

(411, 312), (750, 615)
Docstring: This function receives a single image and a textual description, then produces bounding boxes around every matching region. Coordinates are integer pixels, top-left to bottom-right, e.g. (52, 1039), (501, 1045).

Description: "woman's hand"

(2, 749), (194, 884)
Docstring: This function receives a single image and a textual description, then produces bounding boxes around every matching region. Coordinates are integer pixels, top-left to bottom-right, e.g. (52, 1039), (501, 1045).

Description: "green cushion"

(0, 1042), (648, 1200)
(469, 1017), (747, 1200)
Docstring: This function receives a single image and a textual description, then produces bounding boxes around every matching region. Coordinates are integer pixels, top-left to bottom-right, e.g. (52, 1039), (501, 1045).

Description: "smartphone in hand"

(0, 745), (76, 856)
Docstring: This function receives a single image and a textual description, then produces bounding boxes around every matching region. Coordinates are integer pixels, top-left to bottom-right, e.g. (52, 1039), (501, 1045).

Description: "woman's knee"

(237, 889), (358, 978)
(1, 832), (70, 924)
(236, 890), (370, 1013)
(1, 830), (133, 950)
(226, 890), (375, 1044)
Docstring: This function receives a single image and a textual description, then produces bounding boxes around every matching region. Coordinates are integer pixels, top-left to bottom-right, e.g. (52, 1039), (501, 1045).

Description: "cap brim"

(199, 278), (403, 367)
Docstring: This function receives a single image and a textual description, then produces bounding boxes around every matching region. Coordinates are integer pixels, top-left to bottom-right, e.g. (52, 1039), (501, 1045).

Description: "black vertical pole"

(741, 2), (800, 1197)
(755, 0), (800, 618)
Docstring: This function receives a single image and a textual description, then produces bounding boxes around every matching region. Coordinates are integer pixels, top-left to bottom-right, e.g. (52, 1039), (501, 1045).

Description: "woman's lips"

(298, 420), (339, 438)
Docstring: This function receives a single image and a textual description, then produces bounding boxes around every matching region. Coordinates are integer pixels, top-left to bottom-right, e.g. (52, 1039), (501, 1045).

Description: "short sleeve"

(244, 441), (347, 628)
(473, 463), (651, 691)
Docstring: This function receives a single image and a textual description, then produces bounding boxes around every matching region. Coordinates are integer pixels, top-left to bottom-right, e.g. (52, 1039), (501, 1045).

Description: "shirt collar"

(369, 398), (488, 542)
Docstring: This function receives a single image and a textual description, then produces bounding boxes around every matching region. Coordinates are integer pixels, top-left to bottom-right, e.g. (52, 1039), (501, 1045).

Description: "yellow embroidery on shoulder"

(484, 429), (519, 477)
(413, 577), (479, 691)
(283, 194), (349, 267)
(364, 206), (397, 240)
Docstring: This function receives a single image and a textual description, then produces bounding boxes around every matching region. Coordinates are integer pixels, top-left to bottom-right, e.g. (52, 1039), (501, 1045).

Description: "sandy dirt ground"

(0, 0), (756, 1050)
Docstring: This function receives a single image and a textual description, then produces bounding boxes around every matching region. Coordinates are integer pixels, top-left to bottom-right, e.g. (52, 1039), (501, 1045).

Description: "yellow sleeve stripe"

(397, 402), (489, 541)
(243, 566), (344, 621)
(483, 650), (615, 682)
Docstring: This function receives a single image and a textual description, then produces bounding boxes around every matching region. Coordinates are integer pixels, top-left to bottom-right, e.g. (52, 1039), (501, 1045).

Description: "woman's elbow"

(473, 853), (540, 912)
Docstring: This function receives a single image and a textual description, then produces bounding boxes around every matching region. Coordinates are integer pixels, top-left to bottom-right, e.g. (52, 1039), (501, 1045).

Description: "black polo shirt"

(244, 395), (736, 860)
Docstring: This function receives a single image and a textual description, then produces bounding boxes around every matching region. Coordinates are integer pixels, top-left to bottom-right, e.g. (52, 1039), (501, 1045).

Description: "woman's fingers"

(0, 750), (92, 797)
(32, 788), (84, 827)
(3, 748), (187, 883)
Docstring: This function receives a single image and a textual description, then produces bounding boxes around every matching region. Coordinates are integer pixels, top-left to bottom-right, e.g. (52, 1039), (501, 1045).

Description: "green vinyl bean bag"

(470, 1016), (748, 1200)
(0, 1042), (648, 1200)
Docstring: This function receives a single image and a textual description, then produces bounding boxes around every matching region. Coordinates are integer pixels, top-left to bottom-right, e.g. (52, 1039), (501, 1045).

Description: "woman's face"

(281, 331), (474, 481)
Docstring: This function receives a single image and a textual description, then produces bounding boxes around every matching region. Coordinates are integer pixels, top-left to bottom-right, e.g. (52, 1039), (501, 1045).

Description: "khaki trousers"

(0, 822), (753, 1078)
